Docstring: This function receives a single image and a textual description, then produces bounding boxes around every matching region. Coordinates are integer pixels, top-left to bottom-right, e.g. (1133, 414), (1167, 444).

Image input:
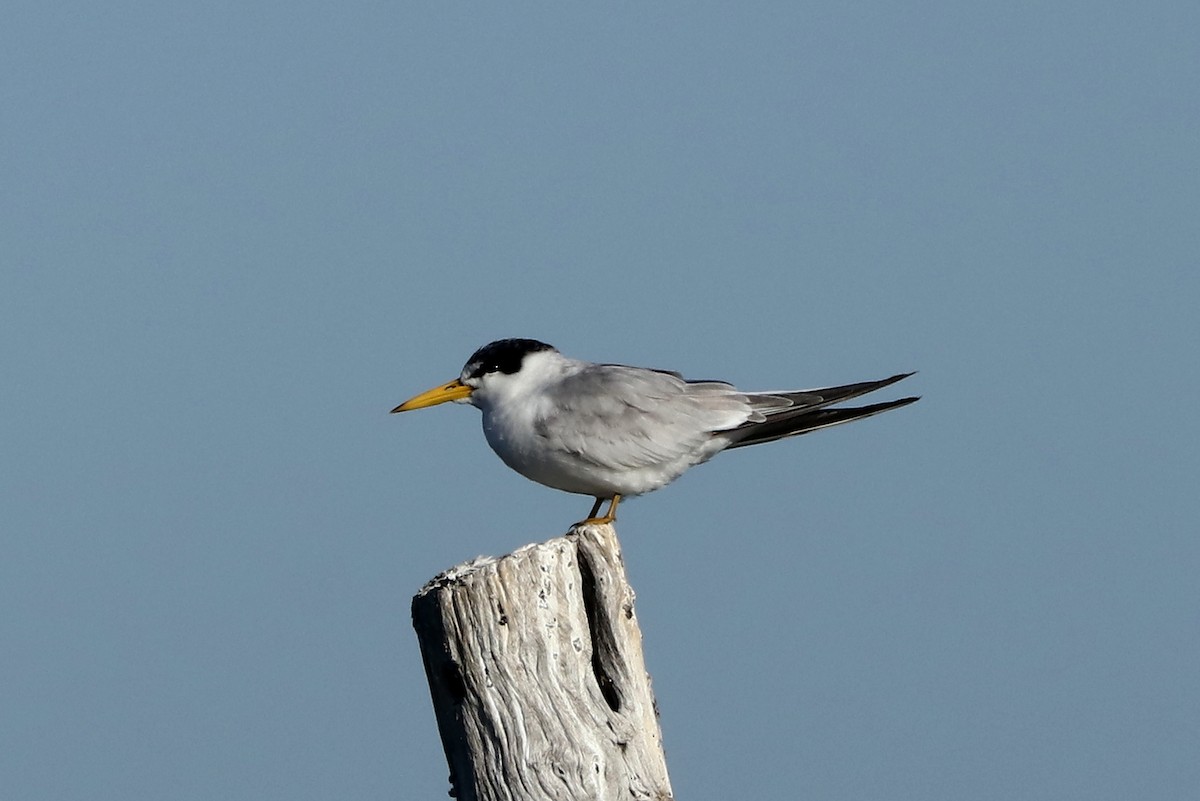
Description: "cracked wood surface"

(412, 523), (672, 801)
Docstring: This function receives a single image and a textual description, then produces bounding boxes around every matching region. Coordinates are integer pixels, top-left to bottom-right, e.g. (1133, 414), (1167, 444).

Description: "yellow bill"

(390, 379), (473, 413)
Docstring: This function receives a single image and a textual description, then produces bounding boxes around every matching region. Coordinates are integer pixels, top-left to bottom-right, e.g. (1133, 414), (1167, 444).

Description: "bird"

(391, 338), (918, 526)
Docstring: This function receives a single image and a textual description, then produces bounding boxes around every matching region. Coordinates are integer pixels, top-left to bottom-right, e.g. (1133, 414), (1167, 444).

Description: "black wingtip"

(882, 371), (918, 386)
(725, 392), (920, 449)
(878, 395), (920, 413)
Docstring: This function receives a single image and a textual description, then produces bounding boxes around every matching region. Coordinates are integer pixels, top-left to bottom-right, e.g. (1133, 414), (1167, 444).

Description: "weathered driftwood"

(411, 523), (672, 801)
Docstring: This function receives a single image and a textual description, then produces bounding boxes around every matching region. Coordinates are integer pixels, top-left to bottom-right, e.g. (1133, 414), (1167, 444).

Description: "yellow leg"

(577, 494), (621, 526)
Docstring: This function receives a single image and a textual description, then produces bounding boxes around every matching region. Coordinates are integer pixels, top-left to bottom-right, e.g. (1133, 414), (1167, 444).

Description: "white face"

(457, 339), (560, 408)
(472, 350), (564, 405)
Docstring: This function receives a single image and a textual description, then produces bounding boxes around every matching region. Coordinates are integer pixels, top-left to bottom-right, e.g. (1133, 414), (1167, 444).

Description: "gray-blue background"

(4, 3), (1197, 799)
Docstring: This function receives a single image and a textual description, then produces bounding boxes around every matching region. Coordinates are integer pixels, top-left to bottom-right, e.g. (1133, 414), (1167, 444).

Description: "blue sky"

(3, 3), (1198, 799)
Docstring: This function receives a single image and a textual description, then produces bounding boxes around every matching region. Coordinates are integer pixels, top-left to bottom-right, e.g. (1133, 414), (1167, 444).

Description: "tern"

(392, 339), (918, 525)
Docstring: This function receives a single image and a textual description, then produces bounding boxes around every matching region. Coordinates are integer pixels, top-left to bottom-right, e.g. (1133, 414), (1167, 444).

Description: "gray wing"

(537, 365), (766, 470)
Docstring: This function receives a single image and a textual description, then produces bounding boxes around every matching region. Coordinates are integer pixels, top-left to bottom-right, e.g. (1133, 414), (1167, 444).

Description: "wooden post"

(411, 523), (673, 801)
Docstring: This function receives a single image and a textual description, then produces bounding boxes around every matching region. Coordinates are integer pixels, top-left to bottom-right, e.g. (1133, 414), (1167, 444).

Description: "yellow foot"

(574, 515), (615, 526)
(573, 494), (621, 527)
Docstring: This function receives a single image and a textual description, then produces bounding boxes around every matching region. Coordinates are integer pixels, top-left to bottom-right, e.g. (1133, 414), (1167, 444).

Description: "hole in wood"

(578, 550), (622, 713)
(442, 659), (467, 703)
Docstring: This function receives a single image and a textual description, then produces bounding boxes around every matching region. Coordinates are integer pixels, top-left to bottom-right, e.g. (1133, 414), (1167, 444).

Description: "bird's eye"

(465, 356), (520, 379)
(463, 338), (551, 380)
